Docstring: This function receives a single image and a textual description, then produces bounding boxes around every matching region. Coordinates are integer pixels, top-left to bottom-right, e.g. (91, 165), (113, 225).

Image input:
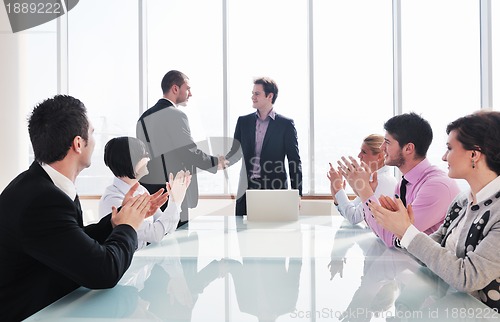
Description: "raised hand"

(122, 182), (140, 207)
(147, 188), (169, 218)
(112, 193), (151, 230)
(167, 170), (192, 204)
(367, 196), (414, 239)
(327, 162), (345, 197)
(337, 156), (374, 200)
(327, 258), (347, 280)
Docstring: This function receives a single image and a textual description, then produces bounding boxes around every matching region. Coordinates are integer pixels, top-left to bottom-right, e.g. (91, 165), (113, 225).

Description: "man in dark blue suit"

(226, 77), (303, 215)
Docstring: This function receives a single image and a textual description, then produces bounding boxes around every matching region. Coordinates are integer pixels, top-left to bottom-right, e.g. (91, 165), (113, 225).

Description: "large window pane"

(493, 0), (500, 111)
(147, 0), (224, 194)
(68, 0), (139, 195)
(313, 0), (393, 194)
(14, 21), (58, 166)
(401, 0), (479, 189)
(227, 0), (310, 194)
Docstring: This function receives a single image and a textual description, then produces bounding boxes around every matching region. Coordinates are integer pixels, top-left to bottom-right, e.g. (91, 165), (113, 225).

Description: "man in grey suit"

(137, 70), (226, 226)
(226, 77), (303, 215)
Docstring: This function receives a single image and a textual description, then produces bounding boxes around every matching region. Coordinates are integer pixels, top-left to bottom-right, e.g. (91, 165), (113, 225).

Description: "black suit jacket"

(136, 99), (218, 211)
(0, 162), (138, 321)
(226, 112), (303, 199)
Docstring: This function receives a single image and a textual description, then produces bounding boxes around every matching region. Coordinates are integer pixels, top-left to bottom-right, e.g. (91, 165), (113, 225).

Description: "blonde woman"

(328, 134), (397, 224)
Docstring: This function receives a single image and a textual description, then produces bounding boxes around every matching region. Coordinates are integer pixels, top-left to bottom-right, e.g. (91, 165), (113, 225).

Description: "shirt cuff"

(400, 224), (420, 248)
(334, 190), (350, 207)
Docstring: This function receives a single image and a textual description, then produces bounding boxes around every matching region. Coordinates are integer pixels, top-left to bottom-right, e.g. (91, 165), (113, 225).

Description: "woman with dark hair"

(99, 137), (191, 249)
(369, 111), (500, 310)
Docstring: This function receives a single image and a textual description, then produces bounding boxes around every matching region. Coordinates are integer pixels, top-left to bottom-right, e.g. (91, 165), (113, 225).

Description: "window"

(493, 0), (500, 111)
(22, 0), (491, 196)
(313, 0), (393, 194)
(67, 0), (139, 194)
(226, 0), (309, 194)
(401, 0), (479, 190)
(146, 0), (224, 194)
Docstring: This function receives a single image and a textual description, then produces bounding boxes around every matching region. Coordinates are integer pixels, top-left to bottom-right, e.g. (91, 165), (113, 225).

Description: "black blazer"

(137, 99), (218, 209)
(0, 162), (138, 321)
(226, 112), (303, 198)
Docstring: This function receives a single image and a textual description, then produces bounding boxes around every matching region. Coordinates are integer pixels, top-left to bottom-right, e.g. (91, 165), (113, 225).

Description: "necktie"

(74, 194), (84, 226)
(400, 177), (408, 207)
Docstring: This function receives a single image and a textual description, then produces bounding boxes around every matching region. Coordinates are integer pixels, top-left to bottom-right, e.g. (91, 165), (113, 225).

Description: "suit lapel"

(248, 115), (257, 153)
(31, 162), (84, 226)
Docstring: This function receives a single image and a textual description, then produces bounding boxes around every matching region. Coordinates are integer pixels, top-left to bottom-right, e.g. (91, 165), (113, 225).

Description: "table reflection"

(25, 216), (498, 322)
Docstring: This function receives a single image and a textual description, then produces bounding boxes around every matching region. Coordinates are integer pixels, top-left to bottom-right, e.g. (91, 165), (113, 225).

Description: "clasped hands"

(217, 155), (229, 170)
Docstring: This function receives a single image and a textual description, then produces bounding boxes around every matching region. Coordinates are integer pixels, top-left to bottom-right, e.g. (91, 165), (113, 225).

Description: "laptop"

(246, 189), (300, 222)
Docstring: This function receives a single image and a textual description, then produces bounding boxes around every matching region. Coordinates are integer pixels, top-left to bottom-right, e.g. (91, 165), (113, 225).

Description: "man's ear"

(72, 136), (83, 154)
(404, 142), (415, 154)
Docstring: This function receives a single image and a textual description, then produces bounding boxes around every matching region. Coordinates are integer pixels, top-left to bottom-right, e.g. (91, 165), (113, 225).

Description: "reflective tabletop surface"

(26, 216), (499, 321)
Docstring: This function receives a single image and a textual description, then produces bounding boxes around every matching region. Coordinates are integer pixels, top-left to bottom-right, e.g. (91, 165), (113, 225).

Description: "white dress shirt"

(99, 177), (181, 249)
(334, 166), (397, 224)
(41, 163), (76, 200)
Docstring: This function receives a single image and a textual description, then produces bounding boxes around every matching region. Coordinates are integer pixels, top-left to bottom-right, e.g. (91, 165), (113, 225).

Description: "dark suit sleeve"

(285, 119), (303, 195)
(84, 214), (113, 243)
(21, 195), (138, 289)
(225, 117), (243, 165)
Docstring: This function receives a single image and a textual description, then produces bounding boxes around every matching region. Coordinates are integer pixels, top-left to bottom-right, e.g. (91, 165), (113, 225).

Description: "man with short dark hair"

(226, 77), (303, 216)
(0, 95), (165, 321)
(137, 70), (227, 226)
(339, 112), (460, 248)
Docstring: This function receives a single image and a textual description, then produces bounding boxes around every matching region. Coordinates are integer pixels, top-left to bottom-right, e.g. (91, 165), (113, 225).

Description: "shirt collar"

(473, 175), (500, 204)
(403, 158), (431, 184)
(41, 163), (77, 200)
(113, 177), (132, 195)
(163, 98), (177, 108)
(113, 177), (147, 197)
(255, 108), (276, 120)
(376, 165), (392, 175)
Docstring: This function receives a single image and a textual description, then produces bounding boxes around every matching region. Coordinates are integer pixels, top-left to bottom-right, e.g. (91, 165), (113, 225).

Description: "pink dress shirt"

(363, 158), (461, 248)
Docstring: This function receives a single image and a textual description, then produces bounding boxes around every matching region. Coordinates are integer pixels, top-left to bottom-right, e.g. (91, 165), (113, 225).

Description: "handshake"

(217, 155), (229, 170)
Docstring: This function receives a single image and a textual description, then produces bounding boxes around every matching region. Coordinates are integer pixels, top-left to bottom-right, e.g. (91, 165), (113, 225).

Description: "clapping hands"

(368, 195), (415, 239)
(167, 170), (192, 204)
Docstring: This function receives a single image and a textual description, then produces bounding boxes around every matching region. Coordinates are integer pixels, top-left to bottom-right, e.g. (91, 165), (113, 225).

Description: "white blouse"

(99, 177), (181, 249)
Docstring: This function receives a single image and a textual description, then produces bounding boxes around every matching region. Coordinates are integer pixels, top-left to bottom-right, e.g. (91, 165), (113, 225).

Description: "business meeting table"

(26, 215), (499, 321)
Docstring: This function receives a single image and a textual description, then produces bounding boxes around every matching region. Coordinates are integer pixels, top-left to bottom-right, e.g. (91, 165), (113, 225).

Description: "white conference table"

(26, 215), (499, 321)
